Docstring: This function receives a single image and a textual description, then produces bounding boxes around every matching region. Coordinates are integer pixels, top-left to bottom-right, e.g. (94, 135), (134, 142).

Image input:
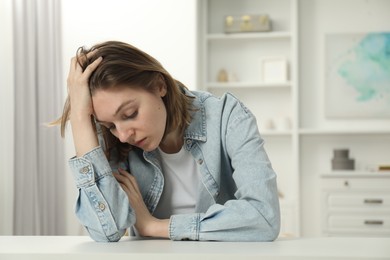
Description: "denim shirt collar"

(183, 90), (207, 146)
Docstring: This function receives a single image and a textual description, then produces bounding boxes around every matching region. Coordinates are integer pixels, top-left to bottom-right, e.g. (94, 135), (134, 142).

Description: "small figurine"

(217, 69), (228, 82)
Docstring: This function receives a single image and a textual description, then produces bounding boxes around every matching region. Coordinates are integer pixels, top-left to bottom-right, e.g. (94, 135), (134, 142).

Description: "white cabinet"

(321, 172), (390, 236)
(198, 0), (299, 237)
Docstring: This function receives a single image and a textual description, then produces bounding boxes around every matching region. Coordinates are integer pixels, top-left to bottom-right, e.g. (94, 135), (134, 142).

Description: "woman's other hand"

(114, 168), (169, 238)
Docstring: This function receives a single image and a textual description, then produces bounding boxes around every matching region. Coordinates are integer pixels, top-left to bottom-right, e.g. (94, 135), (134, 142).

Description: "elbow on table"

(267, 221), (280, 241)
(253, 217), (280, 242)
(87, 227), (126, 242)
(268, 217), (281, 241)
(250, 225), (279, 242)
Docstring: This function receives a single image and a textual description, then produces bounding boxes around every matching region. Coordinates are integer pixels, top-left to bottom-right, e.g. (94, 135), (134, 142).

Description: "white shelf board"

(321, 170), (390, 178)
(299, 128), (390, 135)
(261, 130), (293, 136)
(207, 81), (291, 89)
(207, 31), (292, 40)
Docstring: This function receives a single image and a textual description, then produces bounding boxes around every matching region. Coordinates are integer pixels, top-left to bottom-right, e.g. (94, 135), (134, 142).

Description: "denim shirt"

(69, 90), (280, 242)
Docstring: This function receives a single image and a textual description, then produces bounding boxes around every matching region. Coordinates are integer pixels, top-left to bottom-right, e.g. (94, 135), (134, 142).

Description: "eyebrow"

(95, 99), (135, 123)
(114, 99), (135, 116)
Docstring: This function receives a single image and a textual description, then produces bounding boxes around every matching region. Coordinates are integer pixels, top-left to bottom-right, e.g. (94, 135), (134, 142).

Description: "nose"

(116, 125), (134, 143)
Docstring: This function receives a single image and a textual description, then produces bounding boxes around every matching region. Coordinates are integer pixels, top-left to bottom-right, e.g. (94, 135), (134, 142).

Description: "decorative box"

(224, 14), (271, 33)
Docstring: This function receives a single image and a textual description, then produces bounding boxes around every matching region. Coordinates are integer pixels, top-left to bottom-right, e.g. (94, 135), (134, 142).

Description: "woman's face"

(92, 85), (167, 152)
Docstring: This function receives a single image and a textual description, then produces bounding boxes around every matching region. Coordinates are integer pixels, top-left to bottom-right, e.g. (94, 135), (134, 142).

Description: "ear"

(157, 75), (167, 97)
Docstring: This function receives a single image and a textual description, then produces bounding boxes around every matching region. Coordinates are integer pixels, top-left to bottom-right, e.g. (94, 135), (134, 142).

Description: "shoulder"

(190, 90), (250, 114)
(189, 90), (255, 136)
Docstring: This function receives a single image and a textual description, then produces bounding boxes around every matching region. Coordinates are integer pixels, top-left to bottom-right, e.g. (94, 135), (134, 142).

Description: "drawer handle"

(364, 220), (384, 225)
(364, 199), (383, 204)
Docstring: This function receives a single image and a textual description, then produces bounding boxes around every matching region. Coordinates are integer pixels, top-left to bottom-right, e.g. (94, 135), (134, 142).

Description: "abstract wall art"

(324, 32), (390, 118)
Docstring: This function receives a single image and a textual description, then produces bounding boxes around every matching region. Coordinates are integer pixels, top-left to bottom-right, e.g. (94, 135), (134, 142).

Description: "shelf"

(299, 128), (390, 135)
(207, 32), (292, 40)
(321, 171), (390, 178)
(261, 130), (293, 136)
(207, 81), (291, 89)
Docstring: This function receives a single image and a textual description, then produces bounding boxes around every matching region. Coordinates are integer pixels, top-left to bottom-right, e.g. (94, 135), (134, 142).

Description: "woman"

(59, 40), (280, 242)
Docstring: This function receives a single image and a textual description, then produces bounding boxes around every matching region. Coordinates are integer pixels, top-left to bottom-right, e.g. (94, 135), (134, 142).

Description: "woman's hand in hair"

(114, 168), (170, 238)
(67, 51), (102, 157)
(67, 51), (102, 119)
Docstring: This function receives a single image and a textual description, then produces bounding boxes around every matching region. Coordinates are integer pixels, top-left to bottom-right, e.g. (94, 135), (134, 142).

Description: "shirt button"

(80, 166), (90, 174)
(198, 159), (203, 165)
(186, 139), (192, 145)
(98, 202), (106, 211)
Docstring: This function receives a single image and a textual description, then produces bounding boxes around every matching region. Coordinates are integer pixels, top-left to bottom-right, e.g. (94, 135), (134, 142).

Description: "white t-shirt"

(153, 146), (200, 219)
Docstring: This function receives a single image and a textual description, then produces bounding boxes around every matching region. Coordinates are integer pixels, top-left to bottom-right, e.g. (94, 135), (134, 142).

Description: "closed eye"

(97, 122), (116, 131)
(124, 111), (138, 120)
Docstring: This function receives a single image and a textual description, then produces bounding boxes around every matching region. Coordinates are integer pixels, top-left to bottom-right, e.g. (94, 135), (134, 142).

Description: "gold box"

(224, 14), (271, 33)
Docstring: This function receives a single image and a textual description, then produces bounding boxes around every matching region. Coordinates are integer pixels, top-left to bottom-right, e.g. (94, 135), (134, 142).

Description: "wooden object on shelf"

(217, 69), (228, 82)
(378, 165), (390, 171)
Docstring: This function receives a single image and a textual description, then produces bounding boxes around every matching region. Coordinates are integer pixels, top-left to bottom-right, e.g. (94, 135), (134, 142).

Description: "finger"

(68, 55), (84, 74)
(116, 169), (143, 198)
(119, 182), (131, 196)
(83, 56), (103, 77)
(78, 49), (101, 66)
(114, 173), (132, 193)
(118, 168), (138, 188)
(114, 173), (142, 206)
(113, 171), (128, 184)
(86, 49), (98, 59)
(114, 171), (136, 192)
(69, 56), (78, 72)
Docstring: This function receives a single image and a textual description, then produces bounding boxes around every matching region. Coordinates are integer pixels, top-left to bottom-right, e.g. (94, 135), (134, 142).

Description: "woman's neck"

(159, 129), (183, 154)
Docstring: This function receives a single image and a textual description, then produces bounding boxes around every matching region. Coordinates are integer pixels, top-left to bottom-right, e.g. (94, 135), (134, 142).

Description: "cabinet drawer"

(328, 194), (390, 208)
(322, 178), (390, 191)
(328, 215), (390, 230)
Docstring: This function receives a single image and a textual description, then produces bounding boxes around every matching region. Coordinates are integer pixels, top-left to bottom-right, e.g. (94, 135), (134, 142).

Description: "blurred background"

(1, 0), (389, 238)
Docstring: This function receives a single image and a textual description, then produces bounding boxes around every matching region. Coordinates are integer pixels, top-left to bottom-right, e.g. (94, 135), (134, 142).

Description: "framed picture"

(324, 32), (390, 118)
(261, 57), (288, 83)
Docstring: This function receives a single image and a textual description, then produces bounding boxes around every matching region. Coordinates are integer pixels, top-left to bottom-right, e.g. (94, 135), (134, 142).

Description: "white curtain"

(13, 0), (66, 235)
(0, 0), (15, 235)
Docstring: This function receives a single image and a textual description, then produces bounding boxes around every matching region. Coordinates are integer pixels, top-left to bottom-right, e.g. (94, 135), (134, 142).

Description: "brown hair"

(56, 41), (193, 160)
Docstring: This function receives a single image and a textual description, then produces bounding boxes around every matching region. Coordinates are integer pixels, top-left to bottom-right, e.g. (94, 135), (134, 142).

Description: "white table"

(0, 236), (389, 260)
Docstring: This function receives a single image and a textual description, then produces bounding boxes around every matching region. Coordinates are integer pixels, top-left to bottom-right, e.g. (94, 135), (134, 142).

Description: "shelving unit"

(198, 0), (300, 237)
(198, 0), (390, 238)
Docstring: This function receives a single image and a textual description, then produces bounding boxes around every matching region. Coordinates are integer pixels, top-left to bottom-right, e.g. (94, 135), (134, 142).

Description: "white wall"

(61, 0), (198, 234)
(299, 0), (390, 237)
(0, 0), (15, 235)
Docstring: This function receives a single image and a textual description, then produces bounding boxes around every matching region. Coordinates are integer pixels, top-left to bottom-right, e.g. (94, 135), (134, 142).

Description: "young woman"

(59, 40), (280, 242)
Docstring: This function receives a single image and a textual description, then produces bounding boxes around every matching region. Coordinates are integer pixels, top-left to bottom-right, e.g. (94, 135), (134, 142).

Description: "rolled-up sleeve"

(69, 146), (134, 242)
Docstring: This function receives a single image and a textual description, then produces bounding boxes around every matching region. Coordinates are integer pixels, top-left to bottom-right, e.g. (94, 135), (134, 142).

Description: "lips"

(135, 137), (147, 147)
